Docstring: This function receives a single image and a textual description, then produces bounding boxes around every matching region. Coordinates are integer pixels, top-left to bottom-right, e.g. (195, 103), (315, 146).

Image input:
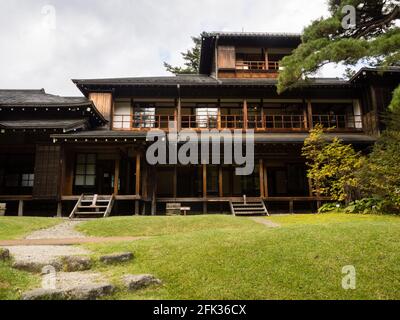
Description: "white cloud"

(0, 0), (330, 96)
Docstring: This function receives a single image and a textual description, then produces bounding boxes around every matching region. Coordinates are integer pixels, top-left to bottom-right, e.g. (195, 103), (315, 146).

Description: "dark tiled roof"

(52, 128), (148, 139)
(73, 75), (349, 88)
(52, 130), (376, 145)
(0, 119), (88, 132)
(73, 75), (219, 86)
(0, 89), (91, 106)
(204, 31), (302, 38)
(350, 66), (400, 82)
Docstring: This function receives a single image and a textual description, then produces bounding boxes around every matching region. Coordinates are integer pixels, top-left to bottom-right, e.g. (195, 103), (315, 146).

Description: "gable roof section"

(199, 32), (302, 75)
(0, 89), (90, 106)
(0, 119), (89, 133)
(0, 89), (107, 126)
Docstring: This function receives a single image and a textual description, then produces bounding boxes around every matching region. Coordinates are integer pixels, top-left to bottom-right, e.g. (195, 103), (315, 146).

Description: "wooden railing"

(312, 115), (363, 130)
(221, 115), (244, 129)
(181, 115), (219, 129)
(248, 115), (306, 130)
(235, 61), (279, 71)
(113, 113), (363, 131)
(113, 114), (176, 130)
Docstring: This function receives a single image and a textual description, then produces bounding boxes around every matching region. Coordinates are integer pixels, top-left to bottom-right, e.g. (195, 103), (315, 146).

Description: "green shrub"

(343, 198), (389, 215)
(318, 203), (342, 213)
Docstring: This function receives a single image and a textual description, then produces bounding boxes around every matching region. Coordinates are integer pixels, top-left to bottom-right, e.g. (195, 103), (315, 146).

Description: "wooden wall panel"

(218, 46), (236, 69)
(33, 145), (61, 200)
(89, 92), (113, 123)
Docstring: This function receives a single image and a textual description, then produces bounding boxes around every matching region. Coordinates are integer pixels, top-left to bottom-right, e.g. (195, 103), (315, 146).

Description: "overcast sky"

(0, 0), (334, 96)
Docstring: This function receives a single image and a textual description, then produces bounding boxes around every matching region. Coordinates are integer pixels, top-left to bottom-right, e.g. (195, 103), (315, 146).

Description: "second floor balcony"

(113, 113), (363, 132)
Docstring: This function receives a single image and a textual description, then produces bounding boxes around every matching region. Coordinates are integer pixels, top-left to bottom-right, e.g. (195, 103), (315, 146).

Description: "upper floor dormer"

(199, 32), (301, 79)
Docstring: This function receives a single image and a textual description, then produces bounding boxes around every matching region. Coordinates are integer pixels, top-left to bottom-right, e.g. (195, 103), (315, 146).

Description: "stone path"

(1, 220), (158, 300)
(26, 221), (86, 240)
(3, 245), (90, 265)
(0, 236), (149, 246)
(250, 217), (281, 228)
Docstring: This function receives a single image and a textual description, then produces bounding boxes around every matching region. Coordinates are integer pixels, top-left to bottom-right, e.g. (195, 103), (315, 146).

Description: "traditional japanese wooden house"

(0, 32), (399, 216)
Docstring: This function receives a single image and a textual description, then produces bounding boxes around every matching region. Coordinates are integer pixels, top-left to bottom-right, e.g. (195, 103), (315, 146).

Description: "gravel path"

(55, 272), (105, 290)
(26, 221), (86, 240)
(4, 245), (91, 265)
(250, 217), (281, 228)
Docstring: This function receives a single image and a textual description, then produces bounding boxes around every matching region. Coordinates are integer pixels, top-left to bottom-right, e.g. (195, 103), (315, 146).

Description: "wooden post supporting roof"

(135, 154), (141, 196)
(307, 100), (313, 129)
(176, 87), (182, 131)
(263, 163), (269, 198)
(259, 159), (265, 198)
(243, 99), (248, 130)
(114, 159), (120, 195)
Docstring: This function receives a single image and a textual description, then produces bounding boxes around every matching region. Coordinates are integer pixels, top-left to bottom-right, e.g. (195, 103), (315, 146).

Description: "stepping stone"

(13, 261), (62, 273)
(22, 283), (115, 300)
(0, 248), (10, 261)
(67, 283), (115, 300)
(100, 252), (134, 264)
(5, 246), (91, 273)
(22, 288), (67, 301)
(59, 256), (92, 272)
(122, 274), (162, 291)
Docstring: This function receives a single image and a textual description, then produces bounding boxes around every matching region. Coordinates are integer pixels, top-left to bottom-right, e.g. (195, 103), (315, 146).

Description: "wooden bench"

(166, 203), (191, 216)
(0, 203), (6, 216)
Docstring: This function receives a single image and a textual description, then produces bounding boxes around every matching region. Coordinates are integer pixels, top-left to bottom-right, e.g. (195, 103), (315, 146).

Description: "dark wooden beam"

(114, 159), (120, 195)
(135, 154), (141, 196)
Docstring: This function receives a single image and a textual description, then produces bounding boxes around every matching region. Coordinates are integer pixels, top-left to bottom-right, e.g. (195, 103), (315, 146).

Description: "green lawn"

(79, 214), (400, 300)
(1, 214), (399, 300)
(0, 217), (60, 300)
(0, 217), (61, 240)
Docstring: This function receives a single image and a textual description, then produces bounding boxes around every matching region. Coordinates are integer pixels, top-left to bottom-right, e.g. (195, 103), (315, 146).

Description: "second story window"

(196, 107), (218, 129)
(133, 103), (156, 128)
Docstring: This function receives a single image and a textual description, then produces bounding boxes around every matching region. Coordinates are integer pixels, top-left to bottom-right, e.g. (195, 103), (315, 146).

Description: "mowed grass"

(0, 217), (58, 299)
(0, 262), (40, 300)
(0, 217), (61, 240)
(79, 214), (400, 300)
(76, 215), (255, 237)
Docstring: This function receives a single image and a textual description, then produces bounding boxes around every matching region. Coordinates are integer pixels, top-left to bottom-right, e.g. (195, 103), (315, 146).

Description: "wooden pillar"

(57, 202), (62, 218)
(114, 159), (120, 195)
(307, 100), (313, 129)
(135, 154), (141, 196)
(219, 166), (223, 197)
(18, 200), (24, 217)
(176, 92), (182, 131)
(243, 99), (248, 130)
(264, 164), (269, 198)
(370, 85), (380, 136)
(259, 160), (265, 198)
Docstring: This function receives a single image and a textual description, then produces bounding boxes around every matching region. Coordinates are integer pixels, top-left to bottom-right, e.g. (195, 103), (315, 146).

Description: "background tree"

(303, 124), (364, 202)
(164, 35), (203, 75)
(358, 103), (400, 211)
(277, 0), (400, 105)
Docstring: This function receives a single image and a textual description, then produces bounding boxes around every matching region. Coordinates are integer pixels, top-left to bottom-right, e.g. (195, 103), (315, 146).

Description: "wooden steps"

(230, 196), (269, 216)
(69, 194), (114, 219)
